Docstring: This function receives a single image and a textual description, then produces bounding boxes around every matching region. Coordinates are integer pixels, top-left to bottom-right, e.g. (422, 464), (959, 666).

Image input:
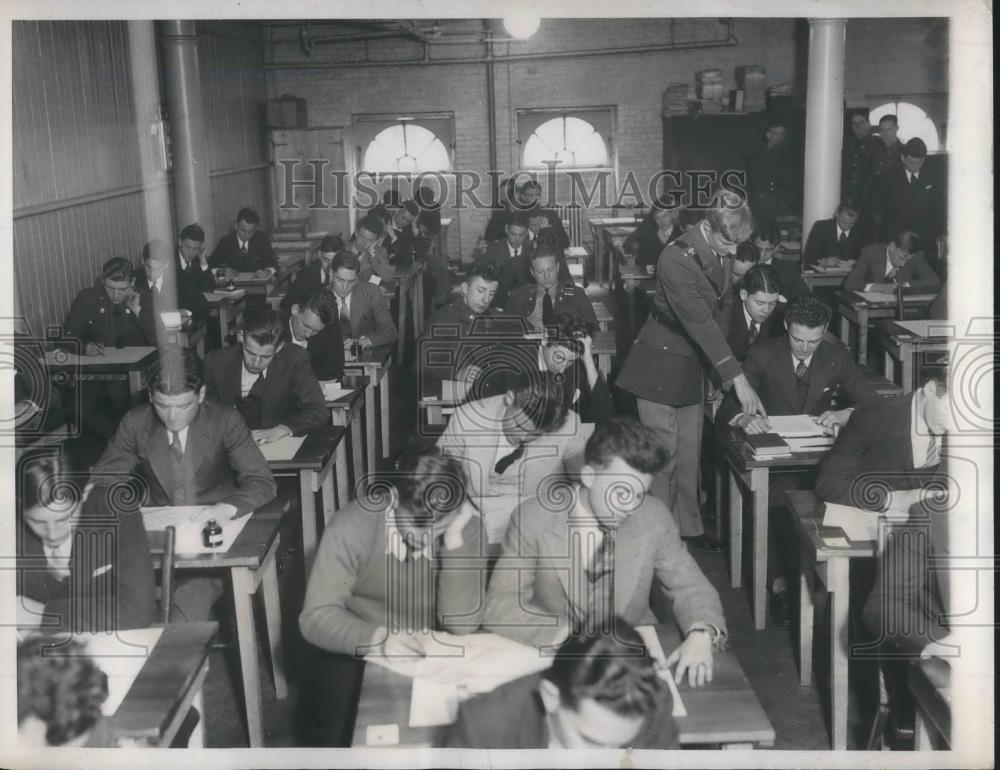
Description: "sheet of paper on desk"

(766, 415), (828, 437)
(822, 502), (880, 542)
(75, 627), (165, 715)
(635, 626), (687, 717)
(141, 506), (252, 554)
(441, 379), (470, 402)
(320, 380), (353, 400)
(159, 310), (183, 327)
(258, 435), (306, 462)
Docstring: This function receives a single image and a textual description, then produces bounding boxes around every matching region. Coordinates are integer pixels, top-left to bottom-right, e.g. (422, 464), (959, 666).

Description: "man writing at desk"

(844, 229), (941, 295)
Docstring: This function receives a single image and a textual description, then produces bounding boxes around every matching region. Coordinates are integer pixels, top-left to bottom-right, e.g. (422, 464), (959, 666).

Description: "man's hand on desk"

(369, 627), (427, 657)
(252, 425), (292, 444)
(732, 374), (767, 418)
(866, 282), (896, 294)
(733, 413), (771, 435)
(883, 487), (943, 517)
(814, 409), (852, 433)
(189, 502), (239, 524)
(665, 630), (714, 687)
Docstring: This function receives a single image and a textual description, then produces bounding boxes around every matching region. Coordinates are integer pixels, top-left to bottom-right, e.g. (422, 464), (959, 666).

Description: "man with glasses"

(845, 229), (941, 295)
(617, 195), (766, 552)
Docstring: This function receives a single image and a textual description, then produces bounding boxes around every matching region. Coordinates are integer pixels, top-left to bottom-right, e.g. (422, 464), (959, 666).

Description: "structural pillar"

(160, 21), (215, 247)
(802, 19), (846, 244)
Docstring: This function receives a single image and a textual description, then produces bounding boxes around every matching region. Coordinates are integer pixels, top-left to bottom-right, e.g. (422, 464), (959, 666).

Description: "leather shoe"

(683, 534), (722, 553)
(770, 590), (794, 626)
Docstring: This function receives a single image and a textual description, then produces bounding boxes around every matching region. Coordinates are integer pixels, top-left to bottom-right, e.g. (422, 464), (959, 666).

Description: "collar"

(169, 425), (190, 451)
(907, 170), (919, 182)
(242, 362), (267, 380)
(836, 224), (851, 239)
(792, 352), (814, 370)
(385, 517), (432, 562)
(148, 275), (164, 292)
(742, 303), (755, 330)
(507, 241), (521, 257)
(288, 319), (307, 348)
(912, 391), (930, 438)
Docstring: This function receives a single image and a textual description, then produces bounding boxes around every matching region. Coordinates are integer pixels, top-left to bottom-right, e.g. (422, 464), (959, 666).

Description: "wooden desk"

(343, 344), (394, 463)
(227, 273), (276, 297)
(272, 229), (328, 242)
(589, 216), (638, 285)
(786, 490), (876, 750)
(104, 622), (216, 747)
(835, 289), (937, 364)
(267, 426), (345, 571)
(42, 346), (157, 400)
(325, 374), (369, 501)
(591, 328), (617, 375)
(591, 299), (612, 331)
(395, 262), (426, 359)
(619, 262), (656, 335)
(145, 499), (290, 747)
(802, 265), (851, 289)
(876, 319), (953, 393)
(203, 291), (246, 346)
(164, 320), (207, 356)
(910, 657), (951, 750)
(604, 224), (639, 288)
(719, 427), (829, 630)
(352, 626), (774, 749)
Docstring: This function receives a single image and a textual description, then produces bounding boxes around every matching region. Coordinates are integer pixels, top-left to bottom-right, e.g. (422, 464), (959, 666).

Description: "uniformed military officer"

(617, 196), (766, 550)
(747, 117), (798, 226)
(504, 251), (597, 333)
(842, 111), (881, 205)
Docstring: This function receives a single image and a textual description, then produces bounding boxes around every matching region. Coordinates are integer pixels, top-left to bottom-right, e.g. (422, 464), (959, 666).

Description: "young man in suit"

(485, 417), (727, 681)
(298, 450), (486, 746)
(747, 117), (798, 224)
(136, 241), (211, 331)
(482, 210), (532, 273)
(732, 222), (811, 301)
(381, 199), (421, 269)
(625, 198), (685, 269)
(284, 289), (345, 382)
(503, 251), (596, 331)
(484, 179), (543, 243)
(203, 309), (327, 444)
(445, 620), (679, 749)
(175, 223), (216, 292)
(281, 234), (343, 312)
(91, 347), (276, 621)
(347, 213), (394, 285)
(872, 137), (945, 249)
(209, 207), (277, 278)
(802, 200), (865, 267)
(717, 295), (881, 623)
(62, 257), (157, 447)
(842, 111), (881, 205)
(844, 229), (942, 295)
(491, 227), (574, 310)
(724, 263), (784, 363)
(327, 250), (398, 352)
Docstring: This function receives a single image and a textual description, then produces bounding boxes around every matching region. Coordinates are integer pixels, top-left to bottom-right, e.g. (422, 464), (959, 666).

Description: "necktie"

(542, 290), (555, 327)
(795, 359), (809, 382)
(338, 296), (353, 339)
(910, 173), (919, 187)
(925, 435), (940, 467)
(513, 248), (519, 258)
(169, 430), (184, 461)
(494, 444), (525, 475)
(247, 372), (265, 400)
(240, 239), (248, 255)
(748, 320), (759, 346)
(839, 231), (848, 244)
(579, 530), (615, 632)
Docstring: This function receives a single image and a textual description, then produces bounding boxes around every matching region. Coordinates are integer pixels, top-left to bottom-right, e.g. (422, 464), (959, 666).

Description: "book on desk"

(743, 432), (792, 459)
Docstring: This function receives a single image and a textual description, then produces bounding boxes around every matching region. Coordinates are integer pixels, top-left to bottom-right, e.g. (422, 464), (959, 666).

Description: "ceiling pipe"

(483, 19), (498, 205)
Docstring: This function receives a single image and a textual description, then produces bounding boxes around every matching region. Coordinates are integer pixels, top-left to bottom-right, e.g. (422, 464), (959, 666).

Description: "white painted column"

(802, 19), (846, 244)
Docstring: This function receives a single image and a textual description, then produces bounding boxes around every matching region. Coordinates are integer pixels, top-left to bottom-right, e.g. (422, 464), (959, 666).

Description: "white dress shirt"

(241, 364), (266, 397)
(910, 393), (938, 469)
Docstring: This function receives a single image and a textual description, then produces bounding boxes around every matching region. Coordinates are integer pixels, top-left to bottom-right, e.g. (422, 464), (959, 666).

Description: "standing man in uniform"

(841, 110), (880, 206)
(747, 117), (798, 226)
(616, 196), (766, 551)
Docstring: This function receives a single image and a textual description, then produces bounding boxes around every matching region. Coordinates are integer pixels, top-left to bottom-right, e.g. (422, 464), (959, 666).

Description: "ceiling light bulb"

(503, 14), (541, 39)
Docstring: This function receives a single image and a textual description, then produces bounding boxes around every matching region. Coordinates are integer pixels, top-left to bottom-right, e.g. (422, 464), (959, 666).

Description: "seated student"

(284, 290), (345, 382)
(484, 417), (727, 683)
(16, 452), (156, 634)
(327, 250), (398, 352)
(445, 619), (679, 749)
(732, 222), (811, 301)
(484, 178), (543, 244)
(347, 213), (394, 285)
(62, 257), (157, 445)
(203, 309), (327, 443)
(502, 249), (596, 331)
(844, 229), (942, 295)
(209, 206), (276, 278)
(381, 199), (421, 268)
(17, 635), (109, 747)
(717, 295), (881, 623)
(175, 223), (216, 292)
(297, 450), (486, 746)
(625, 197), (685, 269)
(723, 262), (784, 363)
(482, 210), (533, 273)
(91, 347), (276, 621)
(802, 200), (865, 267)
(815, 373), (950, 512)
(136, 240), (210, 330)
(437, 370), (576, 500)
(281, 234), (343, 311)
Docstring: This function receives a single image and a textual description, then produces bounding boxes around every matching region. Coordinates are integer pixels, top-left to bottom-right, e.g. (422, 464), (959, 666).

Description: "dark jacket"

(281, 260), (329, 312)
(491, 251), (573, 310)
(722, 297), (784, 364)
(176, 251), (217, 292)
(63, 286), (156, 349)
(209, 231), (277, 273)
(503, 282), (596, 329)
(417, 299), (508, 391)
(844, 244), (942, 294)
(873, 162), (946, 247)
(134, 264), (211, 328)
(625, 215), (684, 268)
(802, 218), (865, 266)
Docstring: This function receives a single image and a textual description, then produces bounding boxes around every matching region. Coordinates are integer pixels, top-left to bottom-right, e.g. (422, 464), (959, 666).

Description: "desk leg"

(379, 371), (391, 459)
(884, 350), (895, 384)
(729, 469), (743, 589)
(714, 457), (724, 543)
(828, 556), (850, 751)
(901, 342), (914, 394)
(397, 285), (408, 361)
(299, 470), (318, 571)
(415, 272), (425, 337)
(335, 442), (349, 507)
(128, 370), (144, 400)
(858, 308), (870, 365)
(364, 379), (376, 473)
(799, 542), (815, 686)
(321, 468), (336, 527)
(351, 411), (365, 493)
(231, 568), (264, 747)
(751, 467), (770, 631)
(219, 307), (231, 345)
(261, 554), (288, 700)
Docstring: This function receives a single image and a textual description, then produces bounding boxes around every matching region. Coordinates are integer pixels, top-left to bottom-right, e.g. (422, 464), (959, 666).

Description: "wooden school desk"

(42, 346), (157, 401)
(203, 290), (246, 346)
(786, 490), (876, 751)
(394, 262), (426, 360)
(802, 263), (851, 290)
(103, 622), (217, 748)
(835, 289), (937, 364)
(343, 344), (394, 464)
(325, 374), (369, 500)
(144, 498), (290, 748)
(876, 319), (953, 393)
(589, 216), (637, 285)
(590, 328), (617, 375)
(265, 426), (345, 571)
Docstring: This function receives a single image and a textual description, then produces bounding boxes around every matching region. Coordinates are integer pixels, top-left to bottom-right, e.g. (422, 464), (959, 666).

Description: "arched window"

(361, 121), (451, 173)
(869, 101), (941, 152)
(522, 115), (610, 169)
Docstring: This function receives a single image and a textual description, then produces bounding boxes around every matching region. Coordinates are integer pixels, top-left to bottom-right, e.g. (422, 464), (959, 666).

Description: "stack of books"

(696, 69), (725, 111)
(662, 83), (690, 116)
(737, 65), (768, 111)
(743, 432), (791, 460)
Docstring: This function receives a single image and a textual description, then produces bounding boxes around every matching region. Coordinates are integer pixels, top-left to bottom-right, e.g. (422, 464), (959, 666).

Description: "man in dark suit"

(176, 223), (216, 292)
(209, 207), (277, 277)
(283, 289), (344, 382)
(484, 179), (542, 243)
(91, 347), (277, 620)
(347, 213), (394, 285)
(732, 222), (811, 301)
(445, 620), (679, 749)
(616, 197), (766, 550)
(491, 227), (573, 309)
(841, 110), (881, 205)
(723, 263), (783, 363)
(380, 199), (421, 269)
(717, 295), (882, 622)
(747, 117), (798, 224)
(203, 309), (328, 443)
(872, 137), (945, 248)
(281, 234), (343, 312)
(625, 198), (685, 269)
(844, 230), (942, 294)
(803, 200), (865, 266)
(136, 241), (211, 330)
(503, 251), (596, 331)
(482, 210), (532, 273)
(327, 250), (398, 351)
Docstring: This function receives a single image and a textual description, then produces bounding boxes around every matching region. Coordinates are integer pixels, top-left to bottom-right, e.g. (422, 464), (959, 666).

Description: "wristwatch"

(686, 623), (721, 645)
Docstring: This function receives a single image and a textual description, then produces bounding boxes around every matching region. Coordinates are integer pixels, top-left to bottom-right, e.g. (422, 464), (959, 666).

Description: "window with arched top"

(518, 109), (614, 170)
(869, 101), (941, 152)
(356, 115), (454, 173)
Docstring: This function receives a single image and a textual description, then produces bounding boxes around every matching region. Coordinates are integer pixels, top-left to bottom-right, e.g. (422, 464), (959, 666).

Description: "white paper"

(321, 380), (353, 400)
(766, 414), (828, 438)
(71, 627), (165, 716)
(441, 379), (470, 402)
(141, 506), (253, 555)
(258, 435), (306, 462)
(159, 310), (182, 327)
(368, 274), (382, 285)
(822, 502), (880, 542)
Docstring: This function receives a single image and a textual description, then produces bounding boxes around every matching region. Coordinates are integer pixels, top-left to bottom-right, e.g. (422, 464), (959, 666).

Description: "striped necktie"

(925, 435), (940, 467)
